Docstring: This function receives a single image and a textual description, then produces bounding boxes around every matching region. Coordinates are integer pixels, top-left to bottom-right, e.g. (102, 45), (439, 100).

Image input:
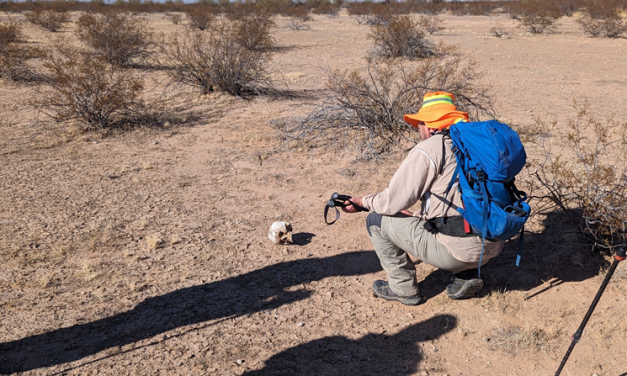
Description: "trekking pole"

(554, 244), (626, 376)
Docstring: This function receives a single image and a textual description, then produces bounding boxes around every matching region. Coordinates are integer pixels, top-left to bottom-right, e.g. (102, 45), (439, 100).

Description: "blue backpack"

(445, 120), (530, 276)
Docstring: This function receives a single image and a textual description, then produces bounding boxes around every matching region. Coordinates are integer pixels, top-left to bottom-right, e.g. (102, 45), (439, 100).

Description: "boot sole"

(446, 279), (484, 300)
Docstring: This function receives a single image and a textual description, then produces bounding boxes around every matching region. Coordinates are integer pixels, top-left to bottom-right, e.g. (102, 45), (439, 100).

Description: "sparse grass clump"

(36, 44), (148, 131)
(159, 20), (274, 97)
(286, 53), (495, 160)
(25, 10), (70, 32)
(369, 15), (437, 59)
(76, 12), (154, 67)
(488, 325), (562, 354)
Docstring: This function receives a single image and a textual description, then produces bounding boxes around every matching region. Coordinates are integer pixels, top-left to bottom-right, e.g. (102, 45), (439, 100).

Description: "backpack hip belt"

(423, 216), (477, 238)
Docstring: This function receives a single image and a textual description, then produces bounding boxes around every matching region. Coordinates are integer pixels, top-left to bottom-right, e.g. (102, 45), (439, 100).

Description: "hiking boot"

(372, 280), (422, 306)
(446, 269), (484, 300)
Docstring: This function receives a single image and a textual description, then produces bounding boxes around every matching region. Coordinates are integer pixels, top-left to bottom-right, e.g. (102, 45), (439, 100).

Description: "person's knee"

(366, 213), (383, 237)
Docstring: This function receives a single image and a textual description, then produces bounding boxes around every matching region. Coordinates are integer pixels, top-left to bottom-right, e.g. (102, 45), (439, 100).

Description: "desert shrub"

(448, 1), (502, 16)
(76, 12), (153, 67)
(347, 1), (400, 26)
(25, 10), (69, 32)
(159, 23), (273, 96)
(490, 22), (510, 38)
(36, 45), (147, 130)
(286, 54), (494, 160)
(185, 5), (215, 30)
(0, 20), (43, 81)
(369, 15), (438, 60)
(284, 6), (312, 22)
(165, 12), (182, 25)
(233, 13), (275, 51)
(577, 2), (627, 38)
(528, 101), (627, 252)
(310, 0), (340, 16)
(511, 0), (560, 34)
(418, 14), (444, 35)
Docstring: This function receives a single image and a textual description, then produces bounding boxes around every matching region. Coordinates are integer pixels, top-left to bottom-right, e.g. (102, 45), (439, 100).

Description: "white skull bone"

(268, 221), (293, 244)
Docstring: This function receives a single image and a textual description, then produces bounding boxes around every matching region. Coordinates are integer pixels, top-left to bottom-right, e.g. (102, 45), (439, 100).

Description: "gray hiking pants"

(367, 213), (484, 297)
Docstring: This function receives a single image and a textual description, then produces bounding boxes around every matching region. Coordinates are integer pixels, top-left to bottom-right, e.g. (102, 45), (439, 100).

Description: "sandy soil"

(1, 10), (626, 376)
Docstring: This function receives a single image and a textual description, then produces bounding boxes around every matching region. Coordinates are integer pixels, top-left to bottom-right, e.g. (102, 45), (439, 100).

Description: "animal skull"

(268, 221), (293, 244)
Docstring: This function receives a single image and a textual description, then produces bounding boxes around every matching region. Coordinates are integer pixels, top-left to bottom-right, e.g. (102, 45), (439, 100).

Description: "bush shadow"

(0, 251), (381, 374)
(243, 314), (457, 376)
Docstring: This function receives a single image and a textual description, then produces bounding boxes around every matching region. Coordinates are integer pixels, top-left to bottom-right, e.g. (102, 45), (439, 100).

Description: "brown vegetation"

(368, 15), (437, 60)
(35, 44), (147, 130)
(510, 0), (561, 34)
(76, 12), (154, 67)
(0, 20), (43, 81)
(528, 101), (627, 252)
(159, 21), (274, 97)
(25, 10), (69, 32)
(286, 54), (494, 159)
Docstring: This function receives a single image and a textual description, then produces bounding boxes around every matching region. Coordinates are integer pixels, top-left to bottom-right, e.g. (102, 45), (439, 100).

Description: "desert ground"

(1, 10), (627, 376)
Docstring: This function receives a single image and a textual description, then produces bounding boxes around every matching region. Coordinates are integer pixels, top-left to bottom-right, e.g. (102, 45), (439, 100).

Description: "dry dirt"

(1, 10), (627, 376)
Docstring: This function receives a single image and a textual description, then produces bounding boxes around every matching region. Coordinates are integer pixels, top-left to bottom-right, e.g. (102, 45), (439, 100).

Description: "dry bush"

(448, 1), (503, 16)
(528, 100), (627, 252)
(35, 44), (147, 131)
(233, 13), (275, 51)
(511, 0), (561, 34)
(369, 15), (438, 60)
(577, 3), (627, 38)
(0, 20), (43, 81)
(310, 0), (341, 16)
(347, 1), (399, 26)
(418, 14), (444, 35)
(25, 10), (69, 32)
(164, 12), (183, 25)
(285, 55), (495, 160)
(284, 6), (312, 22)
(490, 22), (510, 38)
(159, 23), (274, 97)
(185, 5), (216, 30)
(76, 12), (153, 67)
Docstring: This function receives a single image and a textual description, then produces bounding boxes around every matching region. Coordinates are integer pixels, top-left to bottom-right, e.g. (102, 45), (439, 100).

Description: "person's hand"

(399, 209), (413, 216)
(341, 196), (363, 213)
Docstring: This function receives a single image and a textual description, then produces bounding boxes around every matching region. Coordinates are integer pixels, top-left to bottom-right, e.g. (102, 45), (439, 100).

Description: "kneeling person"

(342, 92), (505, 305)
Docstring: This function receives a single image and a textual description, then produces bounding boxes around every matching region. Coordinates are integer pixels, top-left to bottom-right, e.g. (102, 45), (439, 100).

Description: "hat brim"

(403, 108), (469, 127)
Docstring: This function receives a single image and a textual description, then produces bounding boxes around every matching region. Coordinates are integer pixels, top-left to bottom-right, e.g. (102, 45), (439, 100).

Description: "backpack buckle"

(476, 170), (486, 181)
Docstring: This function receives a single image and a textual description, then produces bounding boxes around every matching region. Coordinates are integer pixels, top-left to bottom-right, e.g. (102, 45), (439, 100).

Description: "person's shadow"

(0, 251), (381, 374)
(417, 209), (610, 300)
(243, 314), (457, 376)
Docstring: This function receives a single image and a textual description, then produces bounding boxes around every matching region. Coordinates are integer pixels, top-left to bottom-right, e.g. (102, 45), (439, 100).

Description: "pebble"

(236, 359), (243, 365)
(297, 322), (304, 327)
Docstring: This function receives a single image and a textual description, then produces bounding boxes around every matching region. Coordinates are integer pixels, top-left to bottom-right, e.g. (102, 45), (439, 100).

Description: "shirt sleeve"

(361, 146), (439, 215)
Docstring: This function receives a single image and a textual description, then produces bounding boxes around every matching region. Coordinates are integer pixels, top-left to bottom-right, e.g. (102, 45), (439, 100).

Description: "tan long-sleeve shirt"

(361, 133), (504, 263)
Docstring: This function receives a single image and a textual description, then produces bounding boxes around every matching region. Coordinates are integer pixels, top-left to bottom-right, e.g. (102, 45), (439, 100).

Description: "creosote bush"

(369, 15), (438, 60)
(418, 14), (444, 35)
(76, 12), (153, 67)
(185, 5), (215, 30)
(25, 10), (69, 32)
(286, 54), (495, 160)
(0, 20), (43, 81)
(511, 0), (560, 34)
(36, 44), (147, 130)
(159, 21), (273, 97)
(577, 6), (627, 38)
(233, 13), (275, 51)
(528, 100), (627, 251)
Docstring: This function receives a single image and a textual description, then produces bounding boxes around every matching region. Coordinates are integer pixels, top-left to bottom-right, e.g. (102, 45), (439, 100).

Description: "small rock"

(236, 359), (243, 365)
(297, 322), (304, 327)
